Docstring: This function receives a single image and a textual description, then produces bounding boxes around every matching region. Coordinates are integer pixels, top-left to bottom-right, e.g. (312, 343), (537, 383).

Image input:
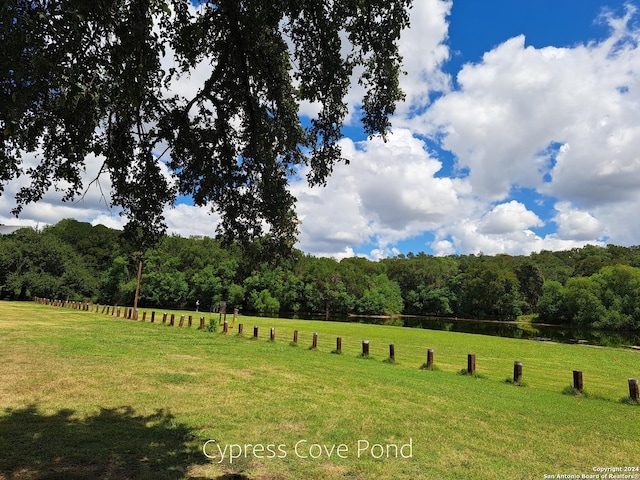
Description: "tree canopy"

(1, 0), (412, 250)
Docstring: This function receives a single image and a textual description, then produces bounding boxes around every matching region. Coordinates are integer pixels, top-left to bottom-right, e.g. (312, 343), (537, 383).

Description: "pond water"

(264, 313), (640, 348)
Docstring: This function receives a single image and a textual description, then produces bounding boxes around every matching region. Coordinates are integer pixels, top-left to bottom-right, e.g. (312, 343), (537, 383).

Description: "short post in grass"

(188, 315), (192, 327)
(128, 308), (133, 320)
(311, 332), (318, 349)
(169, 314), (175, 326)
(117, 306), (121, 317)
(270, 327), (275, 341)
(233, 308), (238, 326)
(629, 378), (639, 402)
(389, 344), (395, 362)
(293, 330), (298, 344)
(253, 325), (259, 338)
(162, 312), (167, 324)
(223, 320), (229, 334)
(335, 337), (342, 354)
(573, 370), (583, 392)
(427, 348), (434, 369)
(467, 354), (476, 375)
(151, 311), (155, 323)
(179, 315), (185, 327)
(199, 316), (205, 329)
(142, 311), (146, 321)
(238, 323), (244, 336)
(513, 361), (523, 384)
(362, 340), (370, 357)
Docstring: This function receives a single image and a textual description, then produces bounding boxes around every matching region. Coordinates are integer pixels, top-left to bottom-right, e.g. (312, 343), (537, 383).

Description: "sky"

(2, 1), (640, 260)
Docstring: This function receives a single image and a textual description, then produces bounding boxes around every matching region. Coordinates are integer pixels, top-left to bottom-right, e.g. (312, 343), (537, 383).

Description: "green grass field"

(0, 301), (639, 479)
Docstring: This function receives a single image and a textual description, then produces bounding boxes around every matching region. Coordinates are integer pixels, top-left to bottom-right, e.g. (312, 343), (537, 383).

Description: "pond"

(263, 312), (640, 348)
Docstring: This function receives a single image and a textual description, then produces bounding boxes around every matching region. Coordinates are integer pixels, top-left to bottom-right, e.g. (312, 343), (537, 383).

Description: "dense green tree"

(514, 261), (544, 313)
(0, 227), (98, 299)
(458, 261), (522, 320)
(355, 274), (403, 316)
(537, 281), (570, 324)
(2, 0), (412, 251)
(100, 255), (132, 305)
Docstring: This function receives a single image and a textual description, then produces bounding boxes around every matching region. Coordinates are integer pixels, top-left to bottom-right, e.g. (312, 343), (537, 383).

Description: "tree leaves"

(1, 0), (412, 252)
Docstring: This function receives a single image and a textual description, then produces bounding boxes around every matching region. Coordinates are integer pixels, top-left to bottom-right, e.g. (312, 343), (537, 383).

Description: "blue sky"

(3, 0), (640, 260)
(289, 0), (640, 259)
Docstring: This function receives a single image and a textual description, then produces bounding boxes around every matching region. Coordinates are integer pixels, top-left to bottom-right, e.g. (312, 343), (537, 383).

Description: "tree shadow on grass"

(0, 404), (210, 480)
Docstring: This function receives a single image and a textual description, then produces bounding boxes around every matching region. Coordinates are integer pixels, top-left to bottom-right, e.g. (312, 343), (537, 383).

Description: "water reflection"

(265, 313), (640, 348)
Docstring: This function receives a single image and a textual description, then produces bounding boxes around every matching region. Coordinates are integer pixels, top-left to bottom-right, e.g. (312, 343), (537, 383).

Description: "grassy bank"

(0, 302), (638, 479)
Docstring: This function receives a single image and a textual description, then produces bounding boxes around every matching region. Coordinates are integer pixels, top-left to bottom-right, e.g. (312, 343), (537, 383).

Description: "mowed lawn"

(0, 301), (638, 480)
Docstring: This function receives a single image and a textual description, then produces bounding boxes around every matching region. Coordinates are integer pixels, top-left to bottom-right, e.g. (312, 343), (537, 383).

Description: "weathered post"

(513, 361), (523, 383)
(233, 308), (238, 326)
(117, 307), (121, 317)
(151, 311), (155, 323)
(162, 312), (167, 324)
(573, 370), (583, 392)
(102, 305), (106, 314)
(427, 348), (434, 369)
(223, 320), (229, 334)
(179, 315), (185, 327)
(311, 332), (318, 349)
(128, 308), (133, 320)
(253, 325), (259, 338)
(142, 311), (146, 321)
(467, 354), (476, 375)
(188, 315), (192, 327)
(199, 316), (205, 329)
(270, 327), (275, 341)
(169, 314), (175, 326)
(362, 340), (370, 357)
(293, 330), (298, 344)
(238, 323), (244, 336)
(335, 337), (342, 354)
(389, 344), (395, 362)
(629, 378), (639, 402)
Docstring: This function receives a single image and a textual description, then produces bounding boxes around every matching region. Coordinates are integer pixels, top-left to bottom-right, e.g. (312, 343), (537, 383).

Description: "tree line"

(2, 219), (640, 332)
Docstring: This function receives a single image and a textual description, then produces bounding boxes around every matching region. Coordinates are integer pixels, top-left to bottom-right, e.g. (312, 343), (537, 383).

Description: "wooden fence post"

(293, 330), (298, 344)
(162, 312), (167, 324)
(573, 370), (583, 392)
(223, 320), (229, 334)
(142, 311), (146, 321)
(629, 378), (639, 402)
(389, 344), (395, 362)
(270, 327), (275, 341)
(151, 311), (155, 323)
(362, 340), (370, 357)
(238, 323), (244, 336)
(169, 314), (175, 326)
(188, 315), (192, 327)
(253, 325), (259, 338)
(179, 315), (185, 327)
(427, 348), (434, 369)
(513, 361), (523, 383)
(199, 316), (205, 329)
(467, 354), (476, 375)
(335, 337), (342, 354)
(311, 332), (318, 349)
